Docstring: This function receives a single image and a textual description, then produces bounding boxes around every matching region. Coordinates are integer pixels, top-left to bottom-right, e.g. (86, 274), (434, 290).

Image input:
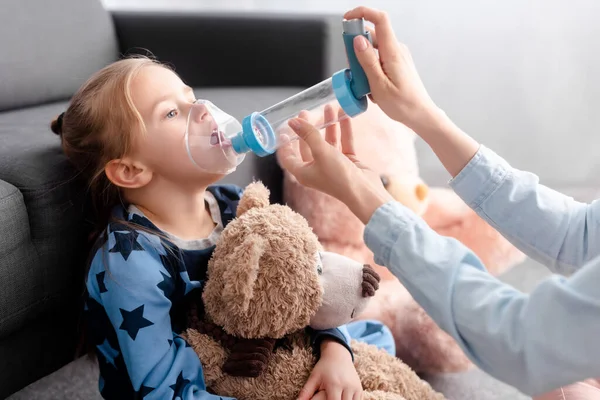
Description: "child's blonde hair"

(51, 56), (170, 232)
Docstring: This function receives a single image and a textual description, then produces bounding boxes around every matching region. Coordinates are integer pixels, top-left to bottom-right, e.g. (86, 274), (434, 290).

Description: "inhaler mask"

(184, 100), (246, 174)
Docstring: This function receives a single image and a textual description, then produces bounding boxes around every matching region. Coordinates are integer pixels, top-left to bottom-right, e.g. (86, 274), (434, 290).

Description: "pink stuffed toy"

(278, 101), (525, 373)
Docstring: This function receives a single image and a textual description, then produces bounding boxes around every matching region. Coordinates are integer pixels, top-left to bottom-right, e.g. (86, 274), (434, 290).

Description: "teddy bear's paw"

(351, 340), (447, 400)
(362, 391), (406, 400)
(183, 329), (227, 384)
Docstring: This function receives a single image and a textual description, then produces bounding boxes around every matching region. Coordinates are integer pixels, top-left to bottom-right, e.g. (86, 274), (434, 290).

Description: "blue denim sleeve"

(364, 201), (600, 396)
(450, 145), (600, 275)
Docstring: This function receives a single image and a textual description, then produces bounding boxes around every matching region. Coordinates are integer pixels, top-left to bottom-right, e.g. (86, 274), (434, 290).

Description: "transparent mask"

(184, 100), (246, 174)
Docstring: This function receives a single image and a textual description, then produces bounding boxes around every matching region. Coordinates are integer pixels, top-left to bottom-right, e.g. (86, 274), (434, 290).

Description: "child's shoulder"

(87, 208), (168, 275)
(86, 222), (173, 300)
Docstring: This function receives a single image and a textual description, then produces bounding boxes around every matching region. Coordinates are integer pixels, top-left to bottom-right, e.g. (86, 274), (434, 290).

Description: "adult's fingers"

(352, 35), (387, 90)
(277, 141), (306, 178)
(344, 7), (398, 57)
(339, 115), (356, 157)
(323, 105), (339, 148)
(298, 111), (313, 161)
(364, 25), (378, 49)
(288, 118), (328, 160)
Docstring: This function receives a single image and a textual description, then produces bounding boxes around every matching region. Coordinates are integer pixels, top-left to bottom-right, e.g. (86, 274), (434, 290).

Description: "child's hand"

(297, 339), (362, 400)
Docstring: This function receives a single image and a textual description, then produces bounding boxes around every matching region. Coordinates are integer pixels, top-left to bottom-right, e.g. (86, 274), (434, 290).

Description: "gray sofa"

(1, 0), (530, 398)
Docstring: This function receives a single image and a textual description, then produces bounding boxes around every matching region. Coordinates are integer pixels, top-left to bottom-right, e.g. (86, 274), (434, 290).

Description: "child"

(278, 6), (600, 400)
(52, 57), (392, 399)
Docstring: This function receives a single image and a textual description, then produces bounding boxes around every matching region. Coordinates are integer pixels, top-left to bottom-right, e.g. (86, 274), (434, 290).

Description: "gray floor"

(9, 354), (533, 400)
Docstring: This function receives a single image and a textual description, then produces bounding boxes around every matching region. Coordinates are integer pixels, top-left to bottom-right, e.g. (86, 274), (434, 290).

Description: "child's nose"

(191, 103), (211, 123)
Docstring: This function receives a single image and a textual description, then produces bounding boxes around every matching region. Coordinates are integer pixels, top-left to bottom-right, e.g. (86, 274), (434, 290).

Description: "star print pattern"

(109, 231), (144, 261)
(119, 305), (154, 340)
(180, 270), (201, 295)
(83, 185), (350, 399)
(137, 385), (155, 398)
(97, 271), (108, 293)
(170, 371), (191, 399)
(157, 271), (175, 298)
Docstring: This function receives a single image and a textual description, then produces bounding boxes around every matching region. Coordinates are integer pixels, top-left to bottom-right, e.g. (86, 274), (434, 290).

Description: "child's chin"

(198, 171), (228, 183)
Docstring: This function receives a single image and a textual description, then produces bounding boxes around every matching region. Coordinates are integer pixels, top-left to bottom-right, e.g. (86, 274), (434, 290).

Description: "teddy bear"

(182, 182), (446, 400)
(278, 101), (526, 373)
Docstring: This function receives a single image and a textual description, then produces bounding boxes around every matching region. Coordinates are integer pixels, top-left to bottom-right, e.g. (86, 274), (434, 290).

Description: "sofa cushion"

(0, 101), (92, 398)
(0, 101), (90, 326)
(0, 180), (40, 338)
(0, 0), (117, 111)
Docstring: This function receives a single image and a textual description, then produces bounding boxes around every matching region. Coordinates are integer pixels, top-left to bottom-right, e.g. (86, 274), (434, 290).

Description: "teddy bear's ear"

(220, 233), (265, 313)
(237, 181), (270, 217)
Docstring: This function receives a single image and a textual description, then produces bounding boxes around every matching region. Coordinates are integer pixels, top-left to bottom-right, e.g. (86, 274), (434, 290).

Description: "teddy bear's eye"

(317, 253), (323, 275)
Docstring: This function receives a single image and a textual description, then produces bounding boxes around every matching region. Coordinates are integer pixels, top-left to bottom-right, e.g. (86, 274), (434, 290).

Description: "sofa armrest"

(111, 11), (333, 88)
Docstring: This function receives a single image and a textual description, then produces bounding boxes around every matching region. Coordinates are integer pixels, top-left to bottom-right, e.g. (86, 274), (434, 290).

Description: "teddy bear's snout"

(362, 264), (381, 297)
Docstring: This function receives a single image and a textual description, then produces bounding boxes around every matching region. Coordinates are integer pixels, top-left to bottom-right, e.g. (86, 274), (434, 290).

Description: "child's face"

(128, 65), (227, 186)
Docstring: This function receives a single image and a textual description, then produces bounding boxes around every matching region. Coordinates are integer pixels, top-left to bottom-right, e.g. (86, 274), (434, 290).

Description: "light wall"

(103, 0), (600, 188)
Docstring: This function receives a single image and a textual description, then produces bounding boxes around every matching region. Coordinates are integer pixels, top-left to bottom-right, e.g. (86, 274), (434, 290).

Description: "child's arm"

(365, 200), (600, 396)
(298, 335), (362, 400)
(448, 144), (600, 275)
(308, 326), (353, 359)
(87, 230), (234, 400)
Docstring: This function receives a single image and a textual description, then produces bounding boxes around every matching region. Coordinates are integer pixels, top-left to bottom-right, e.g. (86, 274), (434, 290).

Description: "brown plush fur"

(202, 198), (323, 339)
(184, 182), (446, 400)
(187, 328), (444, 400)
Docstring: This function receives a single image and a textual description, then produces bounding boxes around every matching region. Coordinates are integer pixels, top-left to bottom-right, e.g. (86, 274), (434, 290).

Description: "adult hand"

(344, 6), (440, 132)
(346, 6), (480, 178)
(277, 105), (393, 224)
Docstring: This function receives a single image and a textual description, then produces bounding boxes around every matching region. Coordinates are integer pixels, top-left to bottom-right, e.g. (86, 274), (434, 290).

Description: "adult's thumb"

(354, 36), (386, 87)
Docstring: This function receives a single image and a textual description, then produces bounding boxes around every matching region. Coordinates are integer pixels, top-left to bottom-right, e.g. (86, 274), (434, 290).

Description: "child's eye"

(166, 109), (178, 119)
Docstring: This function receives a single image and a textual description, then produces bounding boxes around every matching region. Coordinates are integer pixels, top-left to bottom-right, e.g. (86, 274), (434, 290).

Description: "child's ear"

(105, 158), (152, 189)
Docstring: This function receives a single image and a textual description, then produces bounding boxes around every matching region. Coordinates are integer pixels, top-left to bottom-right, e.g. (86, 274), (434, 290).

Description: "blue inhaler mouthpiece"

(231, 113), (276, 157)
(227, 18), (373, 158)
